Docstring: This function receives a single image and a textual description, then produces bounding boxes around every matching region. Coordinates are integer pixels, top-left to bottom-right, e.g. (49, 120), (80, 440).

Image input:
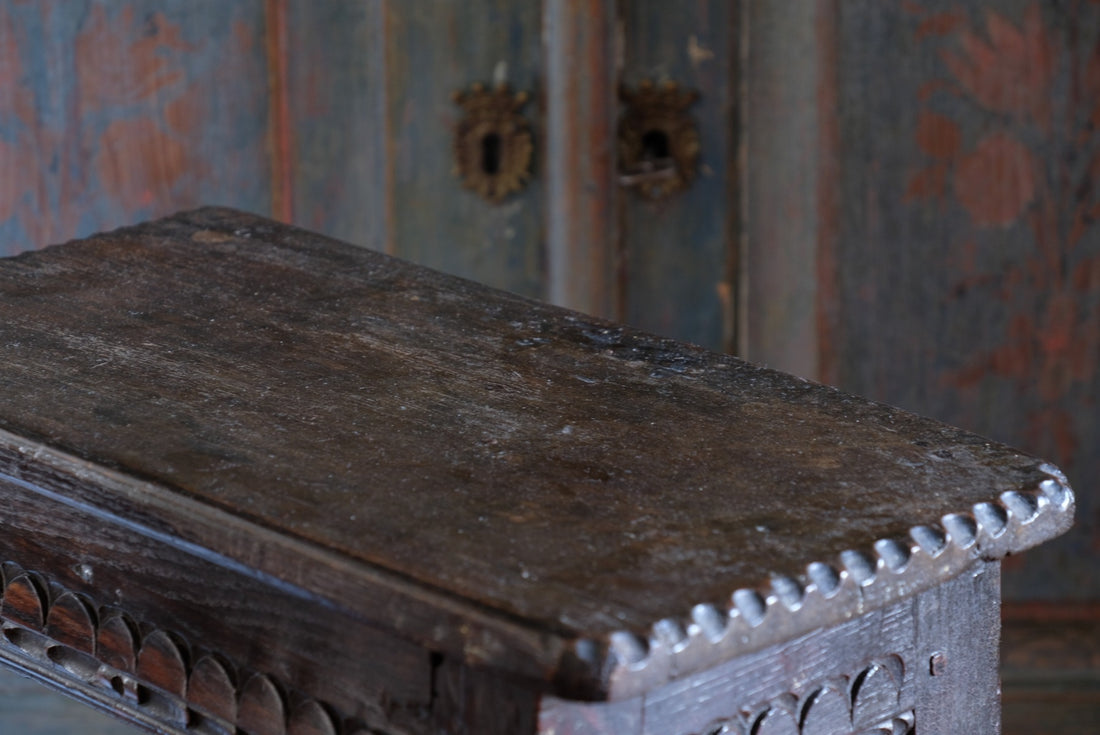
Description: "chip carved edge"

(603, 464), (1073, 698)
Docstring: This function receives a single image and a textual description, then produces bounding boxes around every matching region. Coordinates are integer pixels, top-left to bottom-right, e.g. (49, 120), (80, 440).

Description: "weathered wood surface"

(0, 466), (432, 730)
(0, 517), (1003, 733)
(0, 1), (742, 347)
(742, 1), (833, 377)
(284, 2), (387, 251)
(0, 209), (1072, 703)
(543, 0), (619, 319)
(0, 1), (1094, 725)
(0, 1), (272, 256)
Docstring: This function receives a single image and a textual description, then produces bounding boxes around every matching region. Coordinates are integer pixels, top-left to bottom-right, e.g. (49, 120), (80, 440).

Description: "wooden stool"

(0, 209), (1073, 734)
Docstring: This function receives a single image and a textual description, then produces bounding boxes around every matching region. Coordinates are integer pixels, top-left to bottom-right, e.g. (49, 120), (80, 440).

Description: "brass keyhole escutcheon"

(452, 83), (533, 203)
(618, 80), (701, 200)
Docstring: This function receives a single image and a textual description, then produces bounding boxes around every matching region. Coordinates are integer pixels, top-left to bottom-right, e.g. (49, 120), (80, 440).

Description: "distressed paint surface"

(544, 0), (619, 320)
(621, 0), (737, 351)
(385, 0), (544, 299)
(0, 1), (272, 255)
(742, 1), (828, 374)
(828, 0), (1100, 599)
(285, 0), (389, 251)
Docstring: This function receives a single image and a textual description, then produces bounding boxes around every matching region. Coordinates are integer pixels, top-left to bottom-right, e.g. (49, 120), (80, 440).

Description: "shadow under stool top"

(0, 208), (1073, 735)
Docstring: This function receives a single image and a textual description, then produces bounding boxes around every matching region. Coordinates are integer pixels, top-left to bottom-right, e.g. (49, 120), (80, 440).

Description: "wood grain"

(0, 208), (1072, 701)
(284, 1), (389, 251)
(1001, 602), (1100, 735)
(739, 0), (1100, 605)
(741, 1), (833, 376)
(540, 565), (1000, 734)
(0, 473), (432, 726)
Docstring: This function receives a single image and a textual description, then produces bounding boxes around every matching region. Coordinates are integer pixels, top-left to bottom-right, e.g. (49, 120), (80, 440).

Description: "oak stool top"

(0, 208), (1073, 734)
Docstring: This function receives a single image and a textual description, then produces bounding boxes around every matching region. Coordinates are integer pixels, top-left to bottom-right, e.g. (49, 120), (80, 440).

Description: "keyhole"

(641, 129), (670, 161)
(481, 132), (502, 175)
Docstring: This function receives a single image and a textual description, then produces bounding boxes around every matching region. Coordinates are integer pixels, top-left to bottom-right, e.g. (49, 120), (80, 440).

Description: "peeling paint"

(686, 34), (714, 67)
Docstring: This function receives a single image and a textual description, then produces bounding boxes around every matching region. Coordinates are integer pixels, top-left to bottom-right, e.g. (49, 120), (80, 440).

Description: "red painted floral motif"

(906, 2), (1100, 471)
(953, 131), (1037, 226)
(940, 4), (1057, 129)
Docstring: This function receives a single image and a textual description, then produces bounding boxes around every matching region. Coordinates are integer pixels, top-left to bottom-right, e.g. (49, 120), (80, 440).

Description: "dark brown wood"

(0, 209), (1074, 733)
(431, 658), (538, 735)
(0, 466), (431, 729)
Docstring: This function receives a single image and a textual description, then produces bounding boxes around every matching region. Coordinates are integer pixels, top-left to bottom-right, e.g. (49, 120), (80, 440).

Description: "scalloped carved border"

(607, 464), (1074, 697)
(690, 655), (914, 735)
(0, 560), (397, 735)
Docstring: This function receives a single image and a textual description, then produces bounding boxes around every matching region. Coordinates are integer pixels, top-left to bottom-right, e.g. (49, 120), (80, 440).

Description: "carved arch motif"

(693, 655), (915, 735)
(0, 560), (395, 735)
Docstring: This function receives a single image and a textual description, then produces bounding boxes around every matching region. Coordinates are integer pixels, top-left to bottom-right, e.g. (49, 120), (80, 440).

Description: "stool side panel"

(537, 562), (1002, 735)
(915, 561), (1001, 734)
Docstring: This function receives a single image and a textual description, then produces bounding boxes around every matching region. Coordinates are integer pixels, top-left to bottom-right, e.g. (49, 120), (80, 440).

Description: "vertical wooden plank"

(620, 0), (737, 351)
(285, 1), (389, 250)
(741, 1), (832, 374)
(1001, 602), (1100, 735)
(0, 1), (272, 256)
(915, 563), (1002, 733)
(744, 0), (1099, 603)
(386, 0), (544, 299)
(815, 1), (841, 387)
(544, 0), (620, 318)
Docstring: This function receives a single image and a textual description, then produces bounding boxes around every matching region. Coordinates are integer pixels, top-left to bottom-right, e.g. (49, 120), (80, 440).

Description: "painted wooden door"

(0, 0), (739, 352)
(284, 1), (738, 351)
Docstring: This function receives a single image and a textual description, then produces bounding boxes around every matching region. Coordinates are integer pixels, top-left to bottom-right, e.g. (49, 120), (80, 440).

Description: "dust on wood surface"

(0, 208), (1061, 638)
